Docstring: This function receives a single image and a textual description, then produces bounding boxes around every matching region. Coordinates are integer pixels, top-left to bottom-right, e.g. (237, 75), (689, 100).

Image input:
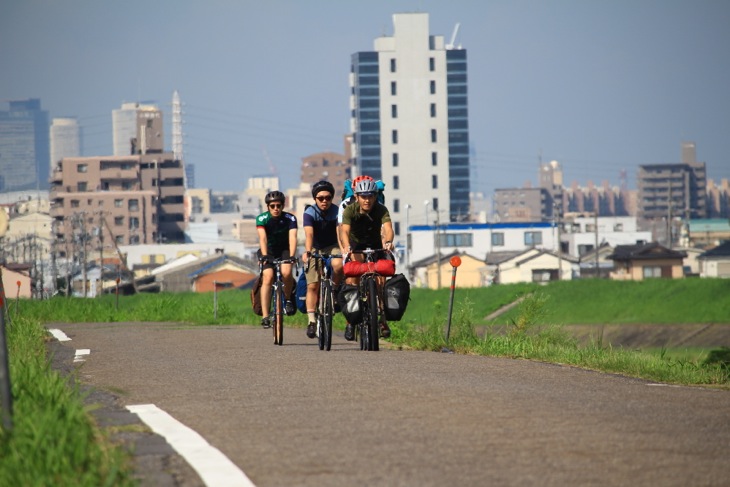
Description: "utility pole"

(435, 210), (442, 289)
(594, 211), (599, 278)
(555, 203), (562, 281)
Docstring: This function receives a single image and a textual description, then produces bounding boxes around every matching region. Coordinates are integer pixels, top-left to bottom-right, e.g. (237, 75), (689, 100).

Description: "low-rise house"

(697, 241), (730, 278)
(410, 251), (486, 289)
(1, 263), (32, 299)
(607, 242), (686, 280)
(153, 253), (257, 293)
(486, 248), (578, 284)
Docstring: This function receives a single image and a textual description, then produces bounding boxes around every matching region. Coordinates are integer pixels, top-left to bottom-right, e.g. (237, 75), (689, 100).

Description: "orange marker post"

(445, 255), (462, 342)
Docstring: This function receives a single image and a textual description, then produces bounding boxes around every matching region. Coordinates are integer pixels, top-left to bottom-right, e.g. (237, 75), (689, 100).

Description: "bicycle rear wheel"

(273, 285), (284, 346)
(367, 277), (379, 351)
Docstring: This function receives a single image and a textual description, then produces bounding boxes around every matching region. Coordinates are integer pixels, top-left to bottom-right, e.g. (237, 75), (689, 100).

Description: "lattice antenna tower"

(171, 90), (186, 187)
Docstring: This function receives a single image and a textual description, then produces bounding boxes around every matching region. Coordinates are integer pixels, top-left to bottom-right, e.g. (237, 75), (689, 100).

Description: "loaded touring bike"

(344, 248), (395, 352)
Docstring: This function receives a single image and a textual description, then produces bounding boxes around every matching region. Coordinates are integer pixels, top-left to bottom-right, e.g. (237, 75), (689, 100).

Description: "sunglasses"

(268, 204), (283, 209)
(316, 195), (333, 202)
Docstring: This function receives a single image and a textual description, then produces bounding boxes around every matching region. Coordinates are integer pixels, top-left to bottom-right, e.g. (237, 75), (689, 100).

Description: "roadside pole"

(213, 281), (219, 320)
(444, 255), (462, 343)
(0, 263), (14, 431)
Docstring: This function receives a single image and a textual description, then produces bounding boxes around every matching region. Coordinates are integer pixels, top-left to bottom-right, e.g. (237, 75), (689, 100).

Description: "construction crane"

(446, 23), (461, 50)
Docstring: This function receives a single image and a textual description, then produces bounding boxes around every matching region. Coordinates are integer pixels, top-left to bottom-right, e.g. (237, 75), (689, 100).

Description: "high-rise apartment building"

(50, 108), (185, 254)
(112, 102), (158, 156)
(50, 117), (81, 166)
(0, 99), (50, 192)
(350, 13), (470, 241)
(637, 142), (707, 221)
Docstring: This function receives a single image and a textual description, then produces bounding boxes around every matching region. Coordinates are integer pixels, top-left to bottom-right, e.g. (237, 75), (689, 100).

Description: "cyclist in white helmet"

(339, 176), (394, 339)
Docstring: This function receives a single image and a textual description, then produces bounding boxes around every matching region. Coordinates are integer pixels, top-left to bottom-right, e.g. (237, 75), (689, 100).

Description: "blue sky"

(2, 0), (729, 197)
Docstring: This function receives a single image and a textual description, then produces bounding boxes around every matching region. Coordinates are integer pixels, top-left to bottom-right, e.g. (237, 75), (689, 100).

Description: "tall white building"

(112, 102), (158, 156)
(50, 117), (81, 167)
(349, 12), (470, 245)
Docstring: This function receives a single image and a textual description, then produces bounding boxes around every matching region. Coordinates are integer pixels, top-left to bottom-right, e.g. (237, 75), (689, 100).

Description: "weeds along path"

(48, 321), (730, 487)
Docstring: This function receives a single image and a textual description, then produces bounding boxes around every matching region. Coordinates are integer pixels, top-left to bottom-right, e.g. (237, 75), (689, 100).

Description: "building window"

(392, 130), (398, 144)
(77, 164), (88, 173)
(77, 182), (87, 192)
(614, 223), (624, 232)
(393, 198), (400, 212)
(430, 103), (436, 117)
(438, 233), (473, 247)
(115, 235), (124, 245)
(391, 104), (397, 118)
(114, 216), (124, 226)
(394, 221), (401, 236)
(432, 197), (438, 211)
(431, 129), (437, 142)
(129, 235), (140, 244)
(492, 232), (505, 246)
(128, 199), (139, 211)
(432, 175), (438, 189)
(70, 199), (80, 208)
(524, 231), (543, 246)
(122, 181), (132, 190)
(642, 266), (663, 279)
(390, 58), (396, 72)
(429, 57), (435, 71)
(431, 152), (438, 166)
(430, 80), (436, 94)
(392, 153), (399, 167)
(114, 199), (123, 208)
(391, 81), (397, 95)
(393, 175), (399, 190)
(129, 217), (139, 229)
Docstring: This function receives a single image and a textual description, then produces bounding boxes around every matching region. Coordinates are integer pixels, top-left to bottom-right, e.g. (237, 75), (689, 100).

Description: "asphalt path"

(49, 322), (730, 487)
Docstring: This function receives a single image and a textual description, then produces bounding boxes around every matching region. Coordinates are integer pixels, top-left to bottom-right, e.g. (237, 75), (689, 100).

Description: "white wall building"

(112, 102), (157, 156)
(562, 215), (652, 256)
(50, 117), (80, 167)
(408, 221), (557, 265)
(350, 12), (470, 247)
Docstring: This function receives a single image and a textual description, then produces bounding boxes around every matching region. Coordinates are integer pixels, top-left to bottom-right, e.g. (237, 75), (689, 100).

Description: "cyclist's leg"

(305, 256), (320, 337)
(260, 267), (274, 326)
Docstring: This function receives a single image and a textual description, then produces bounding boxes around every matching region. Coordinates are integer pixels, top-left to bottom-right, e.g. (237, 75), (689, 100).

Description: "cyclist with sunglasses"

(339, 177), (395, 340)
(302, 180), (344, 339)
(256, 190), (298, 328)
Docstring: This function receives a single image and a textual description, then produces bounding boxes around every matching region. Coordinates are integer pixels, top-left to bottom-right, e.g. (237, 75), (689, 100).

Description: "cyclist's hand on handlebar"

(383, 240), (394, 252)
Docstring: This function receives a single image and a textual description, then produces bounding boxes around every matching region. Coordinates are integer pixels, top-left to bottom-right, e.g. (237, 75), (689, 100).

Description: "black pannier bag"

(383, 274), (410, 321)
(337, 284), (362, 324)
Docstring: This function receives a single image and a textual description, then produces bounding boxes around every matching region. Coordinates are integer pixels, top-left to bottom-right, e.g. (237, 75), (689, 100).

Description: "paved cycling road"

(49, 322), (730, 487)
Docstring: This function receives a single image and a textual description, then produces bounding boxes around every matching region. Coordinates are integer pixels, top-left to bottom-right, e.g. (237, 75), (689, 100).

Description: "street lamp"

(424, 199), (430, 226)
(405, 204), (411, 280)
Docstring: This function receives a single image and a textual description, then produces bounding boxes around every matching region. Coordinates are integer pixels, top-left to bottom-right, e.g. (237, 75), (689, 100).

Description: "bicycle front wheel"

(367, 277), (379, 351)
(273, 285), (284, 346)
(321, 280), (333, 351)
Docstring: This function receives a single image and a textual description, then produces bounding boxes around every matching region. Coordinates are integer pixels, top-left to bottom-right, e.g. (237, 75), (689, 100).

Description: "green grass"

(3, 278), (728, 485)
(0, 316), (134, 487)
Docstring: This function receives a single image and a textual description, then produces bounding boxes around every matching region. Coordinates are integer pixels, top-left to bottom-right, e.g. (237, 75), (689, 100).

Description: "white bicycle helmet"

(354, 178), (377, 194)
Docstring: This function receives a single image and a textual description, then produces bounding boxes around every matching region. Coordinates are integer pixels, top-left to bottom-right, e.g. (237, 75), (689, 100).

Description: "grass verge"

(0, 316), (134, 487)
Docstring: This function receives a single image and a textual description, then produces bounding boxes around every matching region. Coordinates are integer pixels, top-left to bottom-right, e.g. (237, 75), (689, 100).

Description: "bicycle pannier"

(337, 284), (362, 324)
(295, 270), (308, 314)
(383, 273), (410, 321)
(250, 276), (263, 316)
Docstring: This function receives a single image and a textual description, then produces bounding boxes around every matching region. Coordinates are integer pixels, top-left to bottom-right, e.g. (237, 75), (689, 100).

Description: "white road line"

(127, 404), (255, 487)
(48, 328), (71, 341)
(74, 349), (90, 363)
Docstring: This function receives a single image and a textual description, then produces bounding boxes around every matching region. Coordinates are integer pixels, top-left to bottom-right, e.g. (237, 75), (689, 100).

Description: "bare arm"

(381, 221), (394, 251)
(257, 227), (268, 256)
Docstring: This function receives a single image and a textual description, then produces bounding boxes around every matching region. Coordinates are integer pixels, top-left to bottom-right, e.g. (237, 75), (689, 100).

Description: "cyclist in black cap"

(256, 190), (298, 328)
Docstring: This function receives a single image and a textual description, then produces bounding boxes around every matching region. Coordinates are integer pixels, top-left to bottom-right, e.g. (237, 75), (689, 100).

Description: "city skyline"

(2, 1), (729, 220)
